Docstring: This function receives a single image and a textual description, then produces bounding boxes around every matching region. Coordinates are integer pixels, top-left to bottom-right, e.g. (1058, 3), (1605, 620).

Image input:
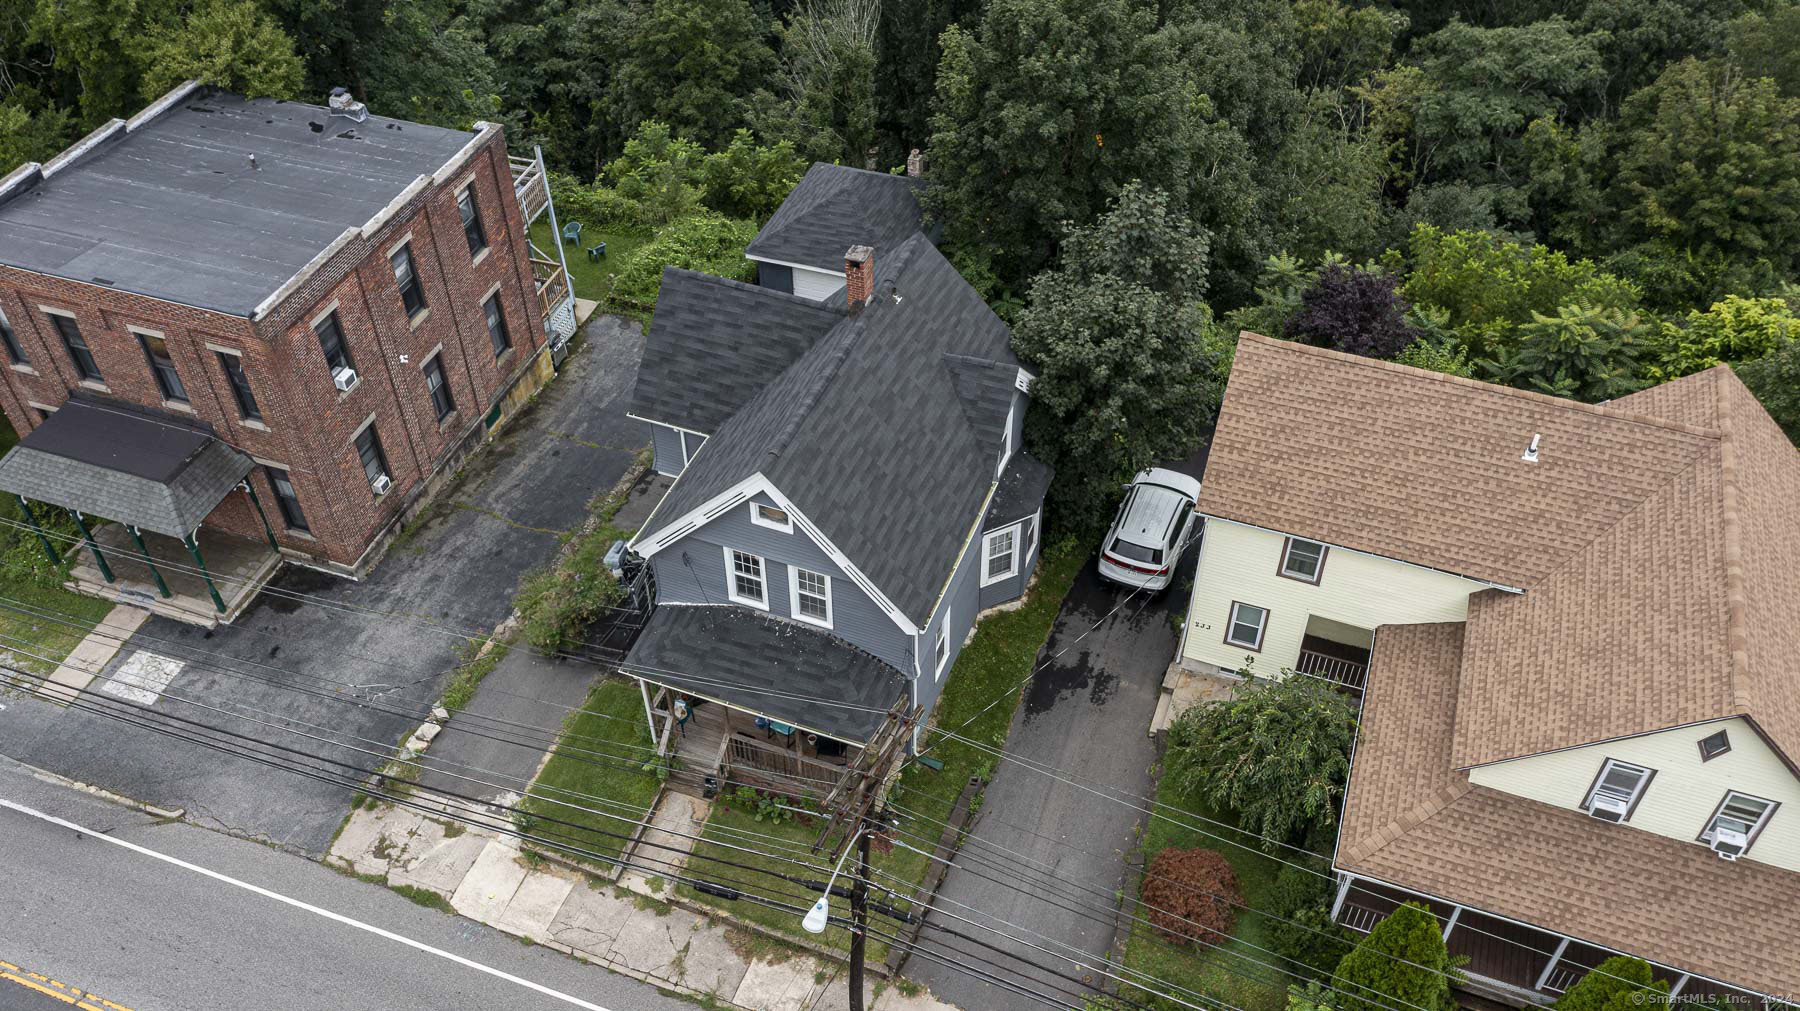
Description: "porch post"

(182, 531), (227, 614)
(68, 509), (113, 583)
(240, 480), (281, 552)
(1535, 937), (1571, 992)
(1329, 873), (1353, 922)
(1441, 905), (1462, 942)
(15, 496), (60, 564)
(639, 678), (660, 749)
(125, 525), (173, 598)
(1669, 975), (1690, 999)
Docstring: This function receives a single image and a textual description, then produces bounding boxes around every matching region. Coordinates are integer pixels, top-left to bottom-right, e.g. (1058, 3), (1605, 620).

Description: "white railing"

(1296, 648), (1368, 691)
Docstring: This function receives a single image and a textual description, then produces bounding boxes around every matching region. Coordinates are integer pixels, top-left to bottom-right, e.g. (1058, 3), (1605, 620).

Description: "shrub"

(1266, 864), (1356, 980)
(1645, 295), (1800, 381)
(1553, 956), (1669, 1011)
(1140, 846), (1240, 946)
(514, 531), (626, 653)
(546, 173), (656, 235)
(1289, 264), (1421, 359)
(0, 498), (79, 589)
(606, 213), (759, 308)
(1331, 902), (1461, 1011)
(1736, 342), (1800, 445)
(1394, 338), (1473, 377)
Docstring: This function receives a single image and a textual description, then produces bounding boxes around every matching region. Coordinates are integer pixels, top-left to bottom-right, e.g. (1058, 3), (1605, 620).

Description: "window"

(266, 466), (309, 532)
(726, 548), (767, 608)
(982, 525), (1019, 585)
(934, 625), (949, 678)
(1224, 602), (1268, 651)
(390, 245), (426, 318)
(423, 353), (454, 421)
(1279, 538), (1328, 584)
(998, 402), (1014, 476)
(457, 188), (488, 257)
(315, 312), (354, 374)
(0, 307), (25, 365)
(354, 424), (390, 492)
(790, 567), (832, 627)
(1582, 759), (1654, 820)
(137, 331), (187, 403)
(1698, 729), (1732, 762)
(1700, 791), (1776, 851)
(49, 312), (101, 382)
(483, 293), (511, 357)
(750, 502), (792, 532)
(218, 352), (261, 422)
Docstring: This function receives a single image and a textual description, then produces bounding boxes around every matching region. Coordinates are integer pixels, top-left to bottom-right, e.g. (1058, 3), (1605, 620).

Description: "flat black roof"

(0, 90), (474, 316)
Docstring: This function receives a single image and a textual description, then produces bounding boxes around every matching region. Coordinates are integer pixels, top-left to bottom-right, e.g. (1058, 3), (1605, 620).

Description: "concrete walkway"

(35, 604), (147, 705)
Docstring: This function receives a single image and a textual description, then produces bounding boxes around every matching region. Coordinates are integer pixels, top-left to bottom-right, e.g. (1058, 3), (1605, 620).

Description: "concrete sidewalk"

(330, 799), (959, 1011)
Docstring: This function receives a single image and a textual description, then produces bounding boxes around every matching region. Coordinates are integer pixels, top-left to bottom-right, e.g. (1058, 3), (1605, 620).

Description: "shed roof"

(744, 163), (925, 273)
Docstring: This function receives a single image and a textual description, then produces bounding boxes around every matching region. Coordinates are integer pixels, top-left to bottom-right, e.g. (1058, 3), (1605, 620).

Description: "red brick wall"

(0, 126), (549, 571)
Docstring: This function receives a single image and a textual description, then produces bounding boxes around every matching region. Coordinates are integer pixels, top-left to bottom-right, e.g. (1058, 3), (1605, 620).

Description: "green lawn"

(1119, 774), (1290, 1011)
(518, 677), (663, 866)
(528, 220), (650, 305)
(677, 538), (1090, 958)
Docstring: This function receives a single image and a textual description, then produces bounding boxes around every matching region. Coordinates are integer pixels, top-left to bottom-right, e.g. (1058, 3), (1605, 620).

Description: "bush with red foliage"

(1141, 846), (1240, 946)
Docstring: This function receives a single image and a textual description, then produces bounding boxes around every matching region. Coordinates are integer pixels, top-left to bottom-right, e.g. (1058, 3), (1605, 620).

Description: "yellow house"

(1183, 334), (1800, 1006)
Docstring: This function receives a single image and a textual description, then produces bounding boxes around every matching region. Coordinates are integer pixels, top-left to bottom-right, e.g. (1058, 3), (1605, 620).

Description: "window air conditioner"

(371, 474), (392, 497)
(1587, 794), (1630, 823)
(1711, 826), (1749, 860)
(333, 366), (359, 392)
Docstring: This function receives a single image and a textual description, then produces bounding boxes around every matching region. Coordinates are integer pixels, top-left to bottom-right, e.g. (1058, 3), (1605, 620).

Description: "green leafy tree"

(612, 0), (776, 148)
(1726, 6), (1800, 98)
(270, 0), (501, 128)
(702, 130), (806, 221)
(0, 99), (74, 174)
(138, 0), (303, 102)
(1580, 0), (1756, 112)
(761, 0), (879, 165)
(1287, 980), (1339, 1011)
(26, 0), (156, 125)
(603, 120), (708, 225)
(606, 213), (759, 307)
(1552, 956), (1670, 1011)
(1395, 338), (1474, 377)
(924, 0), (1199, 286)
(1292, 0), (1406, 94)
(870, 0), (983, 160)
(1331, 902), (1461, 1011)
(1735, 341), (1800, 445)
(1163, 673), (1359, 851)
(1484, 300), (1649, 402)
(1267, 864), (1357, 981)
(1647, 294), (1800, 380)
(1009, 183), (1219, 522)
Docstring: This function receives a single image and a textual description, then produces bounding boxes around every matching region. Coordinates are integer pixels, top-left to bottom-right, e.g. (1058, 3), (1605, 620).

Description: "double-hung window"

(49, 312), (101, 382)
(137, 331), (187, 403)
(315, 312), (354, 375)
(1224, 602), (1268, 651)
(790, 567), (832, 627)
(218, 352), (262, 421)
(0, 307), (26, 365)
(1279, 537), (1327, 583)
(391, 245), (426, 318)
(266, 466), (309, 532)
(423, 353), (454, 421)
(483, 293), (511, 357)
(355, 424), (391, 493)
(981, 525), (1019, 585)
(458, 189), (488, 257)
(1582, 759), (1654, 821)
(726, 548), (767, 608)
(1701, 791), (1776, 852)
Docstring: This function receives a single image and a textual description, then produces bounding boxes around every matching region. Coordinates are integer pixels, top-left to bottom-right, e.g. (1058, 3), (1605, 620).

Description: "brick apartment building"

(0, 82), (574, 620)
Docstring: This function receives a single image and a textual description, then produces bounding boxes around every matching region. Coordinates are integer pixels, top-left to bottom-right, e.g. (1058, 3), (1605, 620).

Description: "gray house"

(624, 218), (1050, 798)
(742, 161), (928, 302)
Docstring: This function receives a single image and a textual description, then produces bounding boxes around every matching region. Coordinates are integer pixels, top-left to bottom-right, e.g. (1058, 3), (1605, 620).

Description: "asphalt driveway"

(0, 317), (647, 856)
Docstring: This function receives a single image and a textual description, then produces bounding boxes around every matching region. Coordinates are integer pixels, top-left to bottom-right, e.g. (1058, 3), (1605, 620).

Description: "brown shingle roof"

(1340, 623), (1800, 997)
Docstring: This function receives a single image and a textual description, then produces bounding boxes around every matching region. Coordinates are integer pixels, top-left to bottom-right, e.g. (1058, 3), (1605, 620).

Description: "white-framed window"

(1698, 729), (1732, 761)
(998, 401), (1014, 476)
(789, 566), (832, 627)
(680, 430), (705, 466)
(981, 524), (1019, 586)
(1279, 537), (1328, 584)
(1582, 759), (1654, 820)
(724, 548), (768, 608)
(934, 624), (949, 679)
(1700, 791), (1776, 850)
(750, 501), (793, 533)
(1224, 601), (1268, 651)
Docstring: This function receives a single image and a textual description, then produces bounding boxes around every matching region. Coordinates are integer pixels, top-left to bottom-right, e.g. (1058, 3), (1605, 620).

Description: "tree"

(1009, 183), (1220, 522)
(1292, 0), (1406, 95)
(762, 0), (879, 165)
(1163, 673), (1359, 851)
(603, 120), (708, 225)
(702, 130), (806, 221)
(1289, 264), (1421, 358)
(0, 100), (73, 175)
(1266, 864), (1356, 981)
(1726, 5), (1800, 98)
(1331, 902), (1461, 1011)
(1394, 338), (1474, 377)
(1646, 294), (1800, 380)
(924, 0), (1199, 286)
(612, 0), (776, 149)
(1484, 300), (1649, 402)
(1552, 956), (1669, 1011)
(1736, 342), (1800, 445)
(138, 0), (303, 102)
(870, 0), (983, 161)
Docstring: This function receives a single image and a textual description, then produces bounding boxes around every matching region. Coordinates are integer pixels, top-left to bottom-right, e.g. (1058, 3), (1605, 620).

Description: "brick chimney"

(845, 245), (874, 311)
(907, 149), (924, 178)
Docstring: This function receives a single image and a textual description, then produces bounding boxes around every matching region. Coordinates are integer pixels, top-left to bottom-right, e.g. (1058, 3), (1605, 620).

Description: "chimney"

(845, 245), (874, 311)
(906, 148), (924, 178)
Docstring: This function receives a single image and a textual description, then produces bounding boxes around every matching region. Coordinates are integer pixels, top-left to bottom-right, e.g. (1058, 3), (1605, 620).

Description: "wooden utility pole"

(849, 822), (872, 1011)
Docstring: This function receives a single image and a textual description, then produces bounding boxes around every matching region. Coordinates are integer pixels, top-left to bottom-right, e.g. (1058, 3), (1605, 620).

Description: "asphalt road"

(0, 317), (647, 857)
(0, 760), (693, 1011)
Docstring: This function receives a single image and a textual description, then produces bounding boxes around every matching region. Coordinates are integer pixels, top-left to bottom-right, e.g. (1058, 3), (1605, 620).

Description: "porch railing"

(509, 153), (550, 224)
(724, 733), (847, 796)
(1296, 648), (1368, 692)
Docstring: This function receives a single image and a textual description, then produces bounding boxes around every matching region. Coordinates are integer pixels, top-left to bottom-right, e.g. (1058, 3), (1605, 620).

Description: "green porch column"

(182, 532), (227, 614)
(15, 496), (60, 565)
(125, 525), (173, 599)
(240, 480), (281, 552)
(68, 509), (113, 583)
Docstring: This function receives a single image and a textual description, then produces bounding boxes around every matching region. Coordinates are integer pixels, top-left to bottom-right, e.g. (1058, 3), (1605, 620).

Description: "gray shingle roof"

(0, 89), (473, 316)
(629, 269), (845, 434)
(744, 163), (925, 273)
(986, 452), (1053, 529)
(625, 604), (906, 743)
(0, 397), (254, 537)
(636, 232), (1022, 626)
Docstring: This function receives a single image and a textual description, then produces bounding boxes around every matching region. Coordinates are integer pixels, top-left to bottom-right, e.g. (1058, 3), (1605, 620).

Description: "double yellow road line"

(0, 958), (134, 1011)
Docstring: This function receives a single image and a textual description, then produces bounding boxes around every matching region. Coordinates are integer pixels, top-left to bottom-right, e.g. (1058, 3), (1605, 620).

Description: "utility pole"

(849, 818), (872, 1011)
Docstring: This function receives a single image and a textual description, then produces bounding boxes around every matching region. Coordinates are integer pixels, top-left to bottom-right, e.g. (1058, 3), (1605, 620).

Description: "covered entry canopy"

(0, 396), (254, 537)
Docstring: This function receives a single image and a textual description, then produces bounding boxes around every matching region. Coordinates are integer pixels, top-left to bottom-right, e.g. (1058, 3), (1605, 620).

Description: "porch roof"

(623, 604), (906, 744)
(0, 396), (253, 538)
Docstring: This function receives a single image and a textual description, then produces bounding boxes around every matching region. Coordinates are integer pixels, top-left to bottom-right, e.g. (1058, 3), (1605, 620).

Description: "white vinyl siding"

(790, 265), (847, 302)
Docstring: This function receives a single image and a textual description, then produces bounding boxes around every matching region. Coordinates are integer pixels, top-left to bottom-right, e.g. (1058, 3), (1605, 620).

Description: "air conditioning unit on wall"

(371, 474), (392, 497)
(1711, 826), (1749, 860)
(333, 366), (359, 392)
(1586, 794), (1631, 823)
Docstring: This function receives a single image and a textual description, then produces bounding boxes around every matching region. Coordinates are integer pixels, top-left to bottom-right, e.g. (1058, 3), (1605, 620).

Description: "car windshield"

(1110, 537), (1163, 565)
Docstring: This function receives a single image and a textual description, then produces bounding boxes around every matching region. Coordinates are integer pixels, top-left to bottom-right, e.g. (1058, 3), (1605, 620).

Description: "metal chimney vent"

(1522, 433), (1542, 464)
(328, 87), (369, 123)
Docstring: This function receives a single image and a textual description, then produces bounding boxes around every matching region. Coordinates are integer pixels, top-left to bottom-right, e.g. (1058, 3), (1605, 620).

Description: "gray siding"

(1006, 388), (1026, 459)
(977, 512), (1039, 610)
(650, 490), (913, 670)
(913, 518), (983, 721)
(649, 421), (705, 477)
(755, 260), (793, 294)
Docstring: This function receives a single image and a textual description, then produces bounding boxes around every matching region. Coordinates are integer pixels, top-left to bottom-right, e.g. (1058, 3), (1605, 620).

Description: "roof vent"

(328, 87), (369, 123)
(1521, 433), (1541, 464)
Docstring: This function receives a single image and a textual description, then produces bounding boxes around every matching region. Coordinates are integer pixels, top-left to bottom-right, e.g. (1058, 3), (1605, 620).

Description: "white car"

(1097, 468), (1202, 593)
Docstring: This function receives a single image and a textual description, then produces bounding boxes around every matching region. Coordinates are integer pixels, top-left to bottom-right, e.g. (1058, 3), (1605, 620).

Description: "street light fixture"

(801, 825), (869, 934)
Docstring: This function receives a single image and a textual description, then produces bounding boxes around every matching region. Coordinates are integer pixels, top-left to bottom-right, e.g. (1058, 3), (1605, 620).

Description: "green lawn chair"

(561, 220), (582, 245)
(587, 241), (607, 262)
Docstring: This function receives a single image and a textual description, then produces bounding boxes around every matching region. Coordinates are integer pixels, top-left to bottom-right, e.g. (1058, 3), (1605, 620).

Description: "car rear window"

(1110, 537), (1163, 565)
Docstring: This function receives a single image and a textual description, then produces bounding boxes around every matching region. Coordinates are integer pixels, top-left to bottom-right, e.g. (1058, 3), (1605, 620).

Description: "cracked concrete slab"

(546, 881), (638, 957)
(392, 831), (487, 896)
(608, 902), (704, 980)
(808, 970), (877, 1011)
(675, 922), (752, 998)
(633, 791), (709, 880)
(327, 807), (423, 878)
(496, 869), (576, 941)
(733, 956), (828, 1011)
(451, 840), (531, 922)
